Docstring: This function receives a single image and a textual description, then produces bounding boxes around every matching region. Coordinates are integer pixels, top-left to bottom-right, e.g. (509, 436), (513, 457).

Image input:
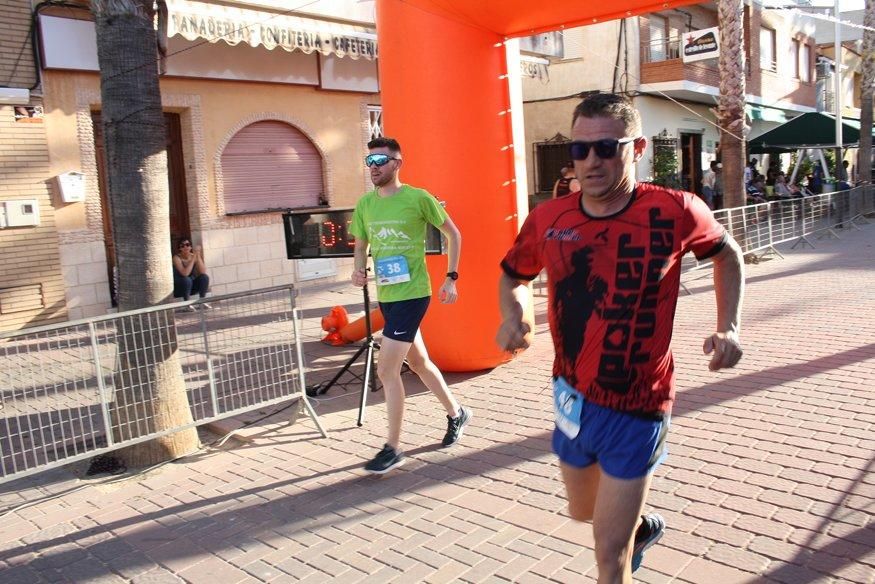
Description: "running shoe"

(364, 444), (404, 474)
(442, 406), (473, 446)
(631, 512), (666, 572)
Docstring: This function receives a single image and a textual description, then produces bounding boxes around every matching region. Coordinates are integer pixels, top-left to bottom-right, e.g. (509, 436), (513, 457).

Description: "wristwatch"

(446, 271), (459, 280)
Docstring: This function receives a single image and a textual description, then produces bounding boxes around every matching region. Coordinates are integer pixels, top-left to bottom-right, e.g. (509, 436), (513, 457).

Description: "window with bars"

(534, 136), (571, 194)
(367, 106), (383, 140)
(791, 39), (800, 78)
(760, 27), (777, 72)
(800, 43), (811, 83)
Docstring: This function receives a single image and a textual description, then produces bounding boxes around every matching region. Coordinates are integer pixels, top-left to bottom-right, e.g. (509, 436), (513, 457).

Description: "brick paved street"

(0, 223), (873, 583)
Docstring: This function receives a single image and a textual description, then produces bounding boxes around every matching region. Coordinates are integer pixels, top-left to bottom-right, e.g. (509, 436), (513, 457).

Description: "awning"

(746, 104), (787, 124)
(166, 0), (377, 59)
(747, 111), (874, 154)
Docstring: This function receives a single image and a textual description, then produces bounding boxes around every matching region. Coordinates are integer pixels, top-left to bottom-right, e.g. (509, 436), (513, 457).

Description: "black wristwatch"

(446, 271), (459, 280)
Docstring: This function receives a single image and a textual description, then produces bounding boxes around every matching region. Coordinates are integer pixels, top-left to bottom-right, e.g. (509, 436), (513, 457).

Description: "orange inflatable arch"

(377, 0), (701, 371)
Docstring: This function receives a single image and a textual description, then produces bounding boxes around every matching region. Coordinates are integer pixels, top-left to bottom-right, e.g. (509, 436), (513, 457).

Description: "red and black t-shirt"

(501, 183), (727, 416)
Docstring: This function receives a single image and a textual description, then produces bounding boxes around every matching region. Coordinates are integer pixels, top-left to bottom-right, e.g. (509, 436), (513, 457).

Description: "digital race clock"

(282, 208), (444, 259)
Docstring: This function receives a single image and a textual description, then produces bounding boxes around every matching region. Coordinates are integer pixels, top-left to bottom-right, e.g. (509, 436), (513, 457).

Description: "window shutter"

(221, 121), (323, 214)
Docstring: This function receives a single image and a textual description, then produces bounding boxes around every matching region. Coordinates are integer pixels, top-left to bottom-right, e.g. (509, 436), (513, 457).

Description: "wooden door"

(92, 112), (190, 305)
(164, 114), (190, 246)
(680, 133), (703, 195)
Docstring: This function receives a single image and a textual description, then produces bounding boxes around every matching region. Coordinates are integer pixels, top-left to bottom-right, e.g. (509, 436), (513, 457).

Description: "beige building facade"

(0, 0), (68, 329)
(1, 0), (380, 328)
(522, 1), (818, 204)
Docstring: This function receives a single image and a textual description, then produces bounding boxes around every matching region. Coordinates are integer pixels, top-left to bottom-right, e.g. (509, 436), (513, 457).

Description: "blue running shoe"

(631, 513), (666, 572)
(364, 444), (405, 474)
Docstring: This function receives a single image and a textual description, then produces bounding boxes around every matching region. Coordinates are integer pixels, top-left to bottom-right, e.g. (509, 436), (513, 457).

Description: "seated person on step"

(172, 236), (210, 309)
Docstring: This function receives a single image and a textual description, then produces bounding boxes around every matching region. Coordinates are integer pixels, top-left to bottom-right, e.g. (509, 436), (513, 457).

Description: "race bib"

(376, 255), (411, 285)
(553, 377), (583, 439)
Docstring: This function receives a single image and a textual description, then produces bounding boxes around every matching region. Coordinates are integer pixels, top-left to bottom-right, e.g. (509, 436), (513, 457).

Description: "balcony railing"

(642, 38), (681, 64)
(760, 60), (777, 74)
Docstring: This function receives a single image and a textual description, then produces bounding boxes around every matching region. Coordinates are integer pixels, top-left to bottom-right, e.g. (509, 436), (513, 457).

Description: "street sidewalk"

(0, 223), (873, 583)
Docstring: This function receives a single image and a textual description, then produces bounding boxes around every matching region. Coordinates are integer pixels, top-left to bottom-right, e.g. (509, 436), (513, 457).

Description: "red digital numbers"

(320, 221), (337, 247)
(317, 218), (356, 251)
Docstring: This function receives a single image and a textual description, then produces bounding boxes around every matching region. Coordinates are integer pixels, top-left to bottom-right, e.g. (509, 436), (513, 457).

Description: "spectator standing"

(553, 165), (581, 198)
(701, 161), (720, 209)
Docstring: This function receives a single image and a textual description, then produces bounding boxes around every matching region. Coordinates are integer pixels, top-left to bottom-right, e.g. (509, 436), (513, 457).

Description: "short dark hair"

(177, 236), (192, 248)
(571, 93), (641, 136)
(367, 137), (401, 154)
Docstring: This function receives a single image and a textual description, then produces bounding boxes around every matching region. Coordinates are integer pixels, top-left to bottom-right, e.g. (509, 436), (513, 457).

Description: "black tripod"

(309, 284), (379, 427)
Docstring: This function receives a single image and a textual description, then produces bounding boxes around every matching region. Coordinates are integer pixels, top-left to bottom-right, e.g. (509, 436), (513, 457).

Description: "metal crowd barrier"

(0, 285), (325, 485)
(682, 185), (873, 276)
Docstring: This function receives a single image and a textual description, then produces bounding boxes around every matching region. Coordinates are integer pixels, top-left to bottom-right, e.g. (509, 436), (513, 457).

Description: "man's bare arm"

(351, 237), (369, 287)
(436, 216), (461, 303)
(496, 273), (533, 351)
(703, 235), (745, 370)
(437, 216), (461, 273)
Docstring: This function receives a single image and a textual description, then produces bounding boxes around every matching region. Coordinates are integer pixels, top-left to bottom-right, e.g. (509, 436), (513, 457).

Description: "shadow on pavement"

(0, 431), (554, 579)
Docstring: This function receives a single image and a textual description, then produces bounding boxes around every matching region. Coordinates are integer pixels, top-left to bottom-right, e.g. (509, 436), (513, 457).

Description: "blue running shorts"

(552, 376), (670, 480)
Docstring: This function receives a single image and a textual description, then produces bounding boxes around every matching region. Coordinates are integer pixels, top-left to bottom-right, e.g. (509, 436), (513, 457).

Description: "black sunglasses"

(179, 242), (192, 247)
(365, 153), (400, 167)
(569, 137), (638, 161)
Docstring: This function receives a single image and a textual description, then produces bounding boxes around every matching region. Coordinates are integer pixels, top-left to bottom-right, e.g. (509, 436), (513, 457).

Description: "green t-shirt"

(350, 185), (448, 302)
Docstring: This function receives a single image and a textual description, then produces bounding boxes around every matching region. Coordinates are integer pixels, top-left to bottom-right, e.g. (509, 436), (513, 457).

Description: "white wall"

(634, 96), (720, 182)
(58, 241), (112, 320)
(522, 20), (641, 101)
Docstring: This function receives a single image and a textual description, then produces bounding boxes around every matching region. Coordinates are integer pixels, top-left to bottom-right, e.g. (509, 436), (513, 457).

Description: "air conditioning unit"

(0, 87), (30, 105)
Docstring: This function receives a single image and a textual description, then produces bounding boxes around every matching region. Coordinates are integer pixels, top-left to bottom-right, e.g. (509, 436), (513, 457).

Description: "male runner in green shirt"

(350, 137), (472, 474)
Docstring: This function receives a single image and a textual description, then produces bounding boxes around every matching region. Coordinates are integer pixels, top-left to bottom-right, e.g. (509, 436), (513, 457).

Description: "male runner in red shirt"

(497, 93), (745, 582)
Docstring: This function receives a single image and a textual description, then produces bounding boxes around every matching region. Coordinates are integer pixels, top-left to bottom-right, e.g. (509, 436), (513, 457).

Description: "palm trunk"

(717, 0), (747, 210)
(92, 0), (198, 467)
(858, 0), (874, 208)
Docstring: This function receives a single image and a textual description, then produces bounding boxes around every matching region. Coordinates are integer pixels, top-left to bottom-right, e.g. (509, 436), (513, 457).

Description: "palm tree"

(858, 0), (874, 194)
(92, 0), (198, 466)
(717, 0), (747, 210)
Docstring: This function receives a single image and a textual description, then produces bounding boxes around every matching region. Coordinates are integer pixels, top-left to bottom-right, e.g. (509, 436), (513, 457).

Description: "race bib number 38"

(376, 255), (411, 285)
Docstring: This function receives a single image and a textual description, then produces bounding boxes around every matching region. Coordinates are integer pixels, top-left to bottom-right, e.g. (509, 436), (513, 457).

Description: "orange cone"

(340, 309), (385, 343)
(321, 306), (351, 344)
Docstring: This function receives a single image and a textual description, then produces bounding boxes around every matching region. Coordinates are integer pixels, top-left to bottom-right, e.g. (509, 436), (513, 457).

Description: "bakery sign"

(682, 27), (719, 64)
(166, 0), (378, 60)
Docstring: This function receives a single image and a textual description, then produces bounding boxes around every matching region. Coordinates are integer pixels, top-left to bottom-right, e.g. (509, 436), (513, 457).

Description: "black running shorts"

(379, 296), (431, 343)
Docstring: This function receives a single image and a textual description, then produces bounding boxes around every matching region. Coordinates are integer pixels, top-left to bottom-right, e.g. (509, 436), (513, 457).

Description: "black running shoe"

(442, 406), (473, 446)
(364, 444), (404, 474)
(631, 512), (666, 572)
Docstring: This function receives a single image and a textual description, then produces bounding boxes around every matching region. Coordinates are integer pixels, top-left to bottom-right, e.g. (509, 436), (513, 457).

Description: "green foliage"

(652, 143), (682, 189)
(788, 151), (813, 180)
(787, 149), (841, 181)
